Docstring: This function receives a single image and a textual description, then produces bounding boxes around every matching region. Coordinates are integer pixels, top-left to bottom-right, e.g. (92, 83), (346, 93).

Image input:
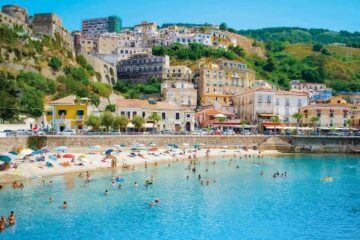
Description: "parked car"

(194, 130), (207, 135)
(162, 130), (173, 135)
(241, 130), (252, 135)
(353, 131), (360, 136)
(223, 129), (235, 135)
(59, 129), (76, 136)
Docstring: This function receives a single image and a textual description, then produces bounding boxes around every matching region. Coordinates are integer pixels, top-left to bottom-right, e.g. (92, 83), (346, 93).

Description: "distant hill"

(237, 27), (360, 47)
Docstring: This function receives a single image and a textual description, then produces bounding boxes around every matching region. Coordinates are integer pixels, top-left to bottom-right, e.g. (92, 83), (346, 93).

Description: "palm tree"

(239, 119), (249, 133)
(310, 116), (319, 134)
(346, 118), (353, 136)
(148, 112), (161, 134)
(292, 112), (303, 135)
(270, 116), (280, 135)
(132, 116), (145, 132)
(217, 117), (226, 132)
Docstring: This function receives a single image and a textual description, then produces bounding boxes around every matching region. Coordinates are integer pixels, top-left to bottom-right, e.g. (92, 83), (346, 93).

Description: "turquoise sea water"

(0, 154), (360, 240)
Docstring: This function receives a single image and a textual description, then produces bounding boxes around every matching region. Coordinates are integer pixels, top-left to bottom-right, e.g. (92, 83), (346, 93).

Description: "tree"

(270, 116), (280, 135)
(101, 111), (115, 131)
(148, 112), (161, 133)
(217, 117), (226, 132)
(239, 119), (249, 133)
(112, 115), (129, 132)
(219, 23), (228, 31)
(48, 57), (62, 71)
(310, 116), (319, 134)
(132, 115), (145, 132)
(76, 55), (88, 69)
(312, 44), (323, 52)
(292, 112), (303, 135)
(86, 114), (101, 131)
(346, 118), (353, 135)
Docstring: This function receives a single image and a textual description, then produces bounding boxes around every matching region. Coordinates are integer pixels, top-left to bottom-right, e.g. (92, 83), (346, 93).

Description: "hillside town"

(1, 4), (360, 136)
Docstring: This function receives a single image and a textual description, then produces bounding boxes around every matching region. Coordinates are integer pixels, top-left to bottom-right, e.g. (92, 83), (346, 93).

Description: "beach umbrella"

(48, 155), (57, 161)
(79, 154), (87, 159)
(105, 149), (114, 155)
(8, 151), (18, 155)
(148, 147), (158, 152)
(63, 154), (74, 159)
(31, 150), (44, 155)
(20, 148), (33, 156)
(131, 147), (139, 151)
(55, 146), (67, 152)
(167, 144), (178, 149)
(192, 144), (200, 149)
(0, 154), (13, 162)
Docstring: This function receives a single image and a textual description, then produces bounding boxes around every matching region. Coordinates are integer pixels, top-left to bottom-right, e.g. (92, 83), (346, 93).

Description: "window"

(297, 99), (302, 107)
(58, 110), (67, 116)
(76, 110), (84, 116)
(121, 111), (125, 116)
(330, 119), (334, 127)
(330, 112), (334, 118)
(285, 98), (290, 106)
(142, 112), (145, 118)
(47, 111), (52, 116)
(187, 114), (190, 118)
(275, 98), (279, 105)
(162, 112), (166, 120)
(267, 95), (271, 103)
(176, 113), (180, 120)
(258, 95), (263, 103)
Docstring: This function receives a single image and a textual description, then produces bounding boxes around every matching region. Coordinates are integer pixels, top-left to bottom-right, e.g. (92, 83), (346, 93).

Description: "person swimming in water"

(0, 216), (5, 231)
(112, 180), (115, 186)
(134, 181), (138, 187)
(260, 170), (264, 176)
(62, 201), (68, 209)
(149, 201), (155, 207)
(154, 198), (160, 203)
(118, 184), (122, 189)
(104, 190), (109, 195)
(8, 211), (15, 225)
(49, 196), (54, 203)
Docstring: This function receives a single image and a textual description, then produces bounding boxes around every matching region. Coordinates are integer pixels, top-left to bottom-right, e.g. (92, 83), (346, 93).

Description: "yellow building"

(46, 95), (91, 132)
(197, 59), (255, 107)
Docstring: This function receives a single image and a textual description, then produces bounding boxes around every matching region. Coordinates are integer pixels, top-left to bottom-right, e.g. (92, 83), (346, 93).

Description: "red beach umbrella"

(63, 154), (75, 158)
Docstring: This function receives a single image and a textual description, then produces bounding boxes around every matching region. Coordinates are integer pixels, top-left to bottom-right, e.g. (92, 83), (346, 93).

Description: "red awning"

(263, 122), (286, 129)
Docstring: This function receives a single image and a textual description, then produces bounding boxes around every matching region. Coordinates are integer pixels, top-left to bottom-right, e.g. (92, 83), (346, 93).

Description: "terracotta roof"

(195, 108), (234, 117)
(116, 99), (189, 110)
(50, 95), (76, 105)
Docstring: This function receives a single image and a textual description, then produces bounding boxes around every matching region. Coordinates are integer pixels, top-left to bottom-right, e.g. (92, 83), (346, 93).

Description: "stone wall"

(1, 135), (360, 153)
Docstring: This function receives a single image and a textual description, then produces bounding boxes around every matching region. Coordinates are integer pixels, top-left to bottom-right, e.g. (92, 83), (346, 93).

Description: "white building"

(232, 89), (309, 125)
(115, 99), (195, 132)
(161, 80), (197, 110)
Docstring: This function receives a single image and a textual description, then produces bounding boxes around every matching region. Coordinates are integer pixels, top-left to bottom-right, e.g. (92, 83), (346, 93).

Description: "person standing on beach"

(8, 211), (15, 225)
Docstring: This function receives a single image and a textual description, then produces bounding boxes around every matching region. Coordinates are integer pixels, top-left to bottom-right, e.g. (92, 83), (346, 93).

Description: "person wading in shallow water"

(8, 211), (15, 225)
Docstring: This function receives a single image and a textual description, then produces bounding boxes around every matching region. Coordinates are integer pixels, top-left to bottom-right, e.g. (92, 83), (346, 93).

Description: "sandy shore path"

(0, 147), (281, 184)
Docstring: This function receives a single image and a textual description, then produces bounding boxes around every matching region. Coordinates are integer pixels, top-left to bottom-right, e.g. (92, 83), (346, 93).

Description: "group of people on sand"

(0, 211), (15, 231)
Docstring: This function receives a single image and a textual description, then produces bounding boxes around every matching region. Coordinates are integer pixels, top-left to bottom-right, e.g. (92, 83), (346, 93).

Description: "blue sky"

(2, 0), (359, 32)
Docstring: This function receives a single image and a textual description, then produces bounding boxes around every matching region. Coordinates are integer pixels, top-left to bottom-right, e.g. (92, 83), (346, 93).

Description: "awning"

(258, 113), (276, 117)
(263, 123), (286, 129)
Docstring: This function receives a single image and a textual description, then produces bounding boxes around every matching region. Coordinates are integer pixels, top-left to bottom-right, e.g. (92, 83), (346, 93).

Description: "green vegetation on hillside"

(114, 77), (161, 99)
(237, 27), (360, 47)
(0, 70), (55, 120)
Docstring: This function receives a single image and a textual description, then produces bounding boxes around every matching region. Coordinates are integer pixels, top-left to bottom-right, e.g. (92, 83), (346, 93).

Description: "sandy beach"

(0, 146), (281, 184)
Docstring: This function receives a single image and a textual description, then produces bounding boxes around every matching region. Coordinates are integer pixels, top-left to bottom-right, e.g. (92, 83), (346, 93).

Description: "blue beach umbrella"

(8, 151), (18, 155)
(0, 154), (13, 163)
(55, 146), (67, 152)
(105, 149), (114, 155)
(48, 155), (57, 161)
(31, 150), (44, 155)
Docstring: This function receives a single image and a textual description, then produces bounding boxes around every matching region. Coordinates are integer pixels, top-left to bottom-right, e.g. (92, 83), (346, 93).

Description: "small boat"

(321, 176), (333, 182)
